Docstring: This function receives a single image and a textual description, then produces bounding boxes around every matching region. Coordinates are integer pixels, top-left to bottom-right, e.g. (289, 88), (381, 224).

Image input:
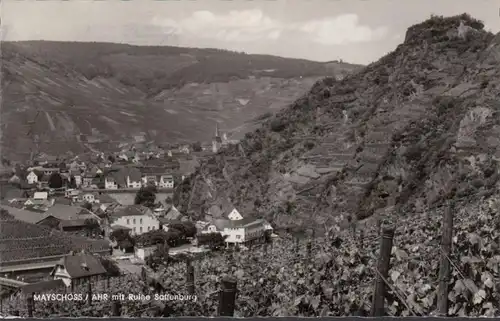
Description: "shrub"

(270, 118), (287, 132)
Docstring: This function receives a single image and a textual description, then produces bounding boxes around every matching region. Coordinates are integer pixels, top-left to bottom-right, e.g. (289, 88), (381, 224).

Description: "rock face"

(174, 14), (500, 230)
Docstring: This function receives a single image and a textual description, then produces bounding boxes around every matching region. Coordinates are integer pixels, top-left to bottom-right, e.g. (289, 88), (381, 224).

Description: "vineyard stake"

(112, 300), (122, 316)
(26, 293), (34, 317)
(218, 276), (237, 316)
(186, 257), (195, 295)
(370, 226), (395, 317)
(437, 202), (453, 316)
(87, 278), (92, 306)
(306, 240), (312, 261)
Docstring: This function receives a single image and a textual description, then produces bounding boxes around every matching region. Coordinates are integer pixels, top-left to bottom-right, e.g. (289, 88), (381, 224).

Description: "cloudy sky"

(1, 0), (499, 64)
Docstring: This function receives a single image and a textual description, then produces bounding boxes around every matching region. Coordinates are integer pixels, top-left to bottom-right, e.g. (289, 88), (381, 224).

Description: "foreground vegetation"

(4, 194), (500, 317)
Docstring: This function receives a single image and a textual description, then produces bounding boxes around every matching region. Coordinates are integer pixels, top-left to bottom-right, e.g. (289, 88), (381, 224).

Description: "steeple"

(215, 122), (220, 138)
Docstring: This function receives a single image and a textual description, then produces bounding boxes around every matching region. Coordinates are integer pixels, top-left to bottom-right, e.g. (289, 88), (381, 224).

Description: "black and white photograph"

(0, 0), (500, 317)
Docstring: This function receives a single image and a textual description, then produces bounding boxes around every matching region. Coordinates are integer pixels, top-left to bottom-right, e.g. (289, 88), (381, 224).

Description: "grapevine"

(3, 198), (500, 316)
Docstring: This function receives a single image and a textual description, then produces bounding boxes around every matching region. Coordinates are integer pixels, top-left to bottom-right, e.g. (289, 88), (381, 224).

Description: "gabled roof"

(164, 205), (182, 220)
(52, 252), (107, 279)
(110, 205), (152, 218)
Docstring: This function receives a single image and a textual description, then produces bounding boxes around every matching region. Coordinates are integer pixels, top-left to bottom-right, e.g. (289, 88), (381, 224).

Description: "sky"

(1, 0), (499, 64)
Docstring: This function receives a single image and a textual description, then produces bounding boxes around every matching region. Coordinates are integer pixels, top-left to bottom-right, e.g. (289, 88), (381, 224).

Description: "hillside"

(0, 41), (361, 160)
(174, 14), (500, 231)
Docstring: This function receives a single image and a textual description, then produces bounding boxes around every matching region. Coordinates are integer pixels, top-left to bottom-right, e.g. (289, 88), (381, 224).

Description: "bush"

(270, 118), (287, 132)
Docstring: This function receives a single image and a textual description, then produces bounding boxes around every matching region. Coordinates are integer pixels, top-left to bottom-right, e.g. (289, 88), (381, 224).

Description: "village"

(0, 125), (275, 302)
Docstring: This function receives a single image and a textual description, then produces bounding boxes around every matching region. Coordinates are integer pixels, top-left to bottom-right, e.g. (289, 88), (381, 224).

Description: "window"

(127, 219), (130, 225)
(148, 226), (151, 231)
(133, 219), (136, 224)
(140, 218), (143, 224)
(140, 227), (143, 233)
(134, 227), (137, 233)
(236, 235), (241, 239)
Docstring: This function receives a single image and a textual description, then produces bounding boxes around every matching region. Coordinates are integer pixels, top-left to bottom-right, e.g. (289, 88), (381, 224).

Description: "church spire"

(215, 122), (220, 138)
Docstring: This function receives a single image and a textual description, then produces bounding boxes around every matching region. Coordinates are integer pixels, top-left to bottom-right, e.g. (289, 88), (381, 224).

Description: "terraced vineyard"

(174, 14), (500, 231)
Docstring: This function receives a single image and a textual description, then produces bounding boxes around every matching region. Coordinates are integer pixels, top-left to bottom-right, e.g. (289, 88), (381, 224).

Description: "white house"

(104, 177), (118, 190)
(227, 208), (243, 221)
(73, 174), (82, 187)
(27, 171), (38, 185)
(203, 217), (272, 247)
(65, 189), (80, 198)
(159, 175), (174, 189)
(108, 205), (160, 236)
(82, 193), (96, 203)
(127, 176), (142, 189)
(33, 192), (48, 200)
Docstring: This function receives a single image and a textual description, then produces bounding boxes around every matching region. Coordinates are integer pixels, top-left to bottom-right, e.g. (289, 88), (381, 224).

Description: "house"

(81, 193), (96, 204)
(164, 205), (182, 221)
(65, 189), (80, 199)
(104, 167), (142, 190)
(204, 218), (270, 247)
(33, 191), (48, 201)
(51, 252), (107, 287)
(96, 194), (116, 211)
(227, 208), (243, 221)
(69, 170), (82, 187)
(26, 171), (38, 185)
(104, 176), (118, 190)
(135, 245), (157, 261)
(125, 167), (142, 188)
(107, 205), (160, 236)
(159, 175), (174, 189)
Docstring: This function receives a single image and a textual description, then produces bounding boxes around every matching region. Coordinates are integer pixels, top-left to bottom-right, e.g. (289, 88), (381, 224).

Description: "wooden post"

(370, 226), (395, 317)
(112, 301), (122, 316)
(186, 258), (195, 295)
(218, 277), (237, 316)
(26, 293), (34, 317)
(437, 202), (453, 316)
(87, 279), (92, 306)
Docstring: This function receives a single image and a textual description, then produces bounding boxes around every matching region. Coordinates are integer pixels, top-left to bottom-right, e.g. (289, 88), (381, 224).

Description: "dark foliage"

(48, 172), (63, 189)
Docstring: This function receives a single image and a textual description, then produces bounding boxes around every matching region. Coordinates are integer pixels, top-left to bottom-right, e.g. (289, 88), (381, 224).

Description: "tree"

(168, 221), (197, 238)
(48, 172), (63, 189)
(197, 232), (226, 250)
(192, 141), (202, 152)
(134, 185), (157, 208)
(68, 176), (77, 189)
(99, 257), (121, 277)
(82, 202), (93, 211)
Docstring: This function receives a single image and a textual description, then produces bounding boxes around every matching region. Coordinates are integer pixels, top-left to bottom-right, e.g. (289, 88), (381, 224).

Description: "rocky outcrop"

(174, 14), (500, 231)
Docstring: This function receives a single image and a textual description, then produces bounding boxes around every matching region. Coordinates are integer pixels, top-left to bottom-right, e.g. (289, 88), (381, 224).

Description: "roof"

(19, 279), (65, 294)
(43, 204), (97, 221)
(97, 194), (116, 204)
(33, 192), (48, 200)
(164, 205), (182, 220)
(110, 225), (131, 231)
(53, 253), (107, 278)
(60, 219), (89, 228)
(211, 217), (266, 230)
(110, 205), (151, 218)
(0, 210), (110, 264)
(0, 205), (44, 224)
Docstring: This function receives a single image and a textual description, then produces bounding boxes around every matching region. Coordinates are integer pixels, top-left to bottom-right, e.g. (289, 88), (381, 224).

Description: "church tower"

(212, 123), (222, 153)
